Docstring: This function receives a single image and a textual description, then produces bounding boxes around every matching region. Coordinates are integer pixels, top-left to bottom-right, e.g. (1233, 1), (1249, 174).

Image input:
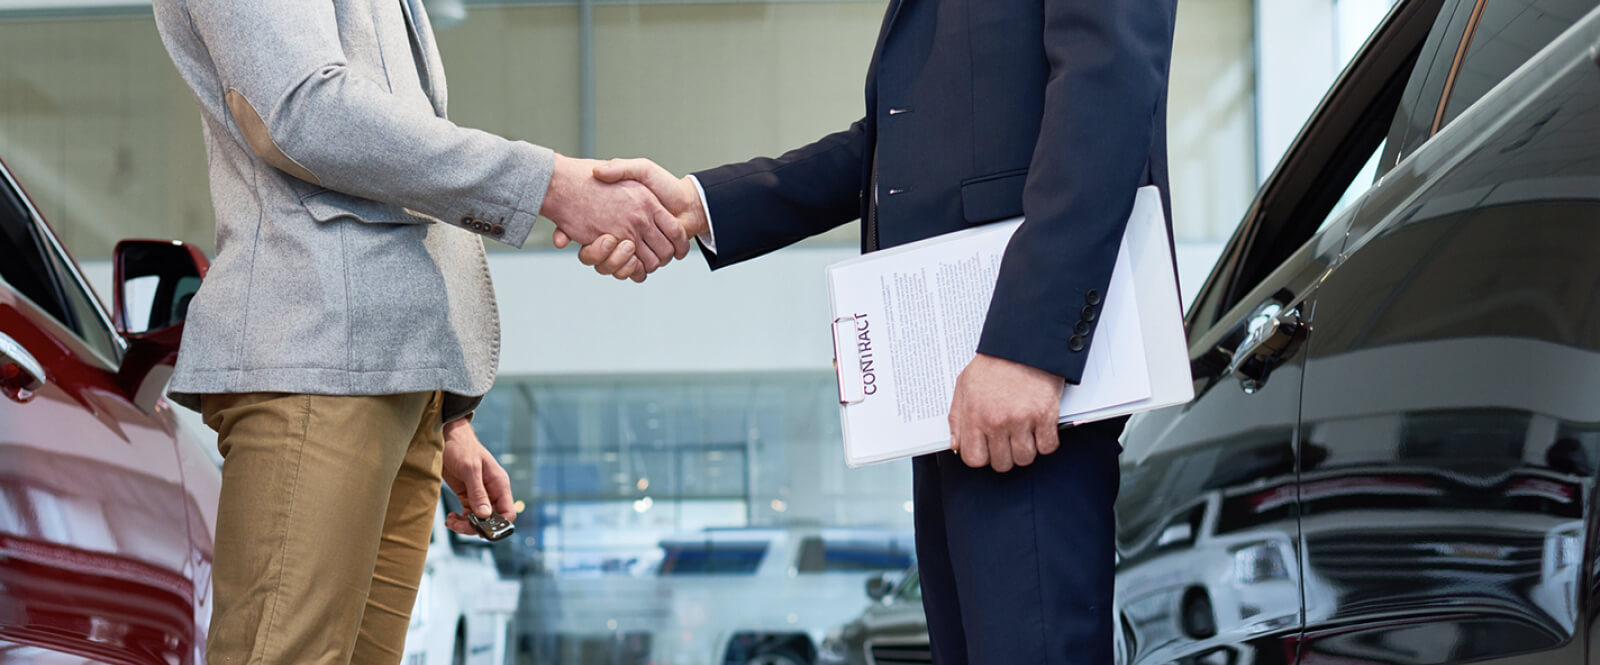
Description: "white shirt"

(688, 175), (719, 254)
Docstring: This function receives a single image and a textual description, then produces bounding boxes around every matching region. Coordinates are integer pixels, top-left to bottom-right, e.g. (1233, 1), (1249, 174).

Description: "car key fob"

(465, 511), (515, 542)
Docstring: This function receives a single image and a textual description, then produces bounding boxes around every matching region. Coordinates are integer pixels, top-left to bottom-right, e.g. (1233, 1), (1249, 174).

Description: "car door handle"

(0, 332), (47, 400)
(1227, 306), (1308, 394)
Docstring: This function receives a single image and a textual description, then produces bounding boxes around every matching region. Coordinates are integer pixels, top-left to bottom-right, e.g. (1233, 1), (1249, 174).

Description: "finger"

(553, 229), (571, 249)
(445, 515), (477, 536)
(595, 240), (635, 275)
(631, 223), (663, 272)
(630, 266), (648, 284)
(578, 235), (619, 267)
(1036, 418), (1061, 457)
(598, 160), (691, 218)
(633, 210), (676, 271)
(485, 461), (517, 519)
(595, 159), (677, 195)
(960, 430), (989, 469)
(613, 256), (644, 281)
(1011, 424), (1038, 468)
(988, 428), (1015, 473)
(461, 460), (492, 517)
(658, 208), (691, 261)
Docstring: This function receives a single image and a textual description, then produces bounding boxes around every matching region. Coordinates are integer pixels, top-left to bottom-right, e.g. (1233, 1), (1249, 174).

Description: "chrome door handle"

(0, 332), (47, 396)
(1228, 306), (1308, 394)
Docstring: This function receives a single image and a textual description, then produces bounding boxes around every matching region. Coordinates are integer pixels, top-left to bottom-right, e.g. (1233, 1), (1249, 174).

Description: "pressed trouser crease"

(202, 391), (445, 665)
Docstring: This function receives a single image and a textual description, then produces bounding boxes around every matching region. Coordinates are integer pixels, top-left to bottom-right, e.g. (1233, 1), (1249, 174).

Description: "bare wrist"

(539, 153), (579, 221)
(444, 418), (473, 438)
(681, 177), (712, 238)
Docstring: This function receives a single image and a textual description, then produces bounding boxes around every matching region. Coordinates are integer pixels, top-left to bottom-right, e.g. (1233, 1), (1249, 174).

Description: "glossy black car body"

(1114, 1), (1600, 664)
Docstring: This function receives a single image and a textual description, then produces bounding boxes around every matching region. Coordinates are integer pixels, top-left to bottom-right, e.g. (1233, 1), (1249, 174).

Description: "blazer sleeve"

(975, 0), (1177, 384)
(690, 119), (870, 270)
(179, 0), (553, 248)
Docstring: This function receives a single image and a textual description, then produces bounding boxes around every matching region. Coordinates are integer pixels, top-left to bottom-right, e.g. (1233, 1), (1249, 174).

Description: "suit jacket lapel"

(871, 0), (911, 66)
(398, 0), (448, 116)
(866, 0), (910, 117)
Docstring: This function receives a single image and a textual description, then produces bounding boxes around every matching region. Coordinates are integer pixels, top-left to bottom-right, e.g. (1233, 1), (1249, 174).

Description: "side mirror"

(113, 239), (209, 339)
(112, 239), (209, 408)
(865, 574), (893, 603)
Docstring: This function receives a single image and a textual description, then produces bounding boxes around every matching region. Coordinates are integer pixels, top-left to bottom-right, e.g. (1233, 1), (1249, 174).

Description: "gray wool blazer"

(152, 0), (553, 421)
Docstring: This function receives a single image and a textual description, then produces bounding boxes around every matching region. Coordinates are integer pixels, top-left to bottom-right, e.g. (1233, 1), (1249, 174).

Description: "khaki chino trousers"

(201, 392), (446, 665)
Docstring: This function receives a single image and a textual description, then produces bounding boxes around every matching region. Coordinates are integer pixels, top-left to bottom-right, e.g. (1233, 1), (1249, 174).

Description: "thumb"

(595, 159), (680, 201)
(592, 158), (643, 183)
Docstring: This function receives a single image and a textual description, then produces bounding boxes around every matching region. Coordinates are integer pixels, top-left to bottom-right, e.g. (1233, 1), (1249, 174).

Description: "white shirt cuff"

(688, 175), (717, 255)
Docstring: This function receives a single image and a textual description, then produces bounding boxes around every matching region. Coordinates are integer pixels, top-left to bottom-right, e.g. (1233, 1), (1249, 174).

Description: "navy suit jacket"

(693, 0), (1178, 384)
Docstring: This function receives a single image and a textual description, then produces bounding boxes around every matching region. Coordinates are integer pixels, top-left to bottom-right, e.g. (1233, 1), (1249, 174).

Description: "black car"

(1115, 0), (1600, 663)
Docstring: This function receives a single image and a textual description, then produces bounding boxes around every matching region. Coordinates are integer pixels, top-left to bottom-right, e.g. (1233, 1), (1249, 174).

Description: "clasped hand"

(548, 157), (709, 281)
(541, 154), (699, 282)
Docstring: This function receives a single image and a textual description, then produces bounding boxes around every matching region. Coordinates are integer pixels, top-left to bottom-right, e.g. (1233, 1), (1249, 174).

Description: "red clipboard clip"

(832, 316), (866, 405)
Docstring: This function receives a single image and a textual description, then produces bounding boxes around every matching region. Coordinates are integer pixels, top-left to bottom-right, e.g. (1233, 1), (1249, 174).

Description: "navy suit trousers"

(913, 418), (1125, 665)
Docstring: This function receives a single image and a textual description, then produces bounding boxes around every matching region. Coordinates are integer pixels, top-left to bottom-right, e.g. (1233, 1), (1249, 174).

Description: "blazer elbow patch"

(225, 89), (324, 187)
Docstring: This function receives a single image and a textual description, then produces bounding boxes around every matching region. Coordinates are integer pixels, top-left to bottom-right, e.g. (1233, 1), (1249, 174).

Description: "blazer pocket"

(960, 169), (1028, 224)
(301, 189), (433, 226)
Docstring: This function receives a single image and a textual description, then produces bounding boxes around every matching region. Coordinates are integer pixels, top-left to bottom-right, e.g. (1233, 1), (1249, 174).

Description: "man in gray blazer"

(151, 0), (659, 663)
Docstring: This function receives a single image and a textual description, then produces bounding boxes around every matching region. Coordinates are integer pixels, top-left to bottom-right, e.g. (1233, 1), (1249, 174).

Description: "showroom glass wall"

(0, 1), (1392, 664)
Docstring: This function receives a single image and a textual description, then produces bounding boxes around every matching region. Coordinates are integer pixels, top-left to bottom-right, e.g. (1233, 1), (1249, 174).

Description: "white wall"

(82, 241), (1223, 381)
(1254, 0), (1400, 182)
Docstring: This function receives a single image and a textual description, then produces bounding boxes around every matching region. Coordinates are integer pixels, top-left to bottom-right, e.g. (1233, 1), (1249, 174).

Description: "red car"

(0, 157), (217, 664)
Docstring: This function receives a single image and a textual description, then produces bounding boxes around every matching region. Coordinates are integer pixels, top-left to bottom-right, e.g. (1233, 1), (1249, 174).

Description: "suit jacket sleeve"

(690, 119), (870, 269)
(177, 0), (553, 248)
(975, 0), (1176, 384)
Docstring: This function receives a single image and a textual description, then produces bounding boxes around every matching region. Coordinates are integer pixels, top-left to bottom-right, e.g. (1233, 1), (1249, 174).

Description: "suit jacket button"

(461, 216), (475, 226)
(491, 225), (505, 237)
(1086, 289), (1102, 305)
(1075, 321), (1090, 335)
(1081, 305), (1098, 322)
(1069, 336), (1086, 352)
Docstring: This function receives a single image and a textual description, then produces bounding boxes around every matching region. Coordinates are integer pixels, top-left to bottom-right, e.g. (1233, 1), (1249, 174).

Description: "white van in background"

(402, 495), (522, 665)
(651, 527), (915, 665)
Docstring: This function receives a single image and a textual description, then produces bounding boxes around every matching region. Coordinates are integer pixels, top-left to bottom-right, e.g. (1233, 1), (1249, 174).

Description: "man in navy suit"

(564, 0), (1177, 661)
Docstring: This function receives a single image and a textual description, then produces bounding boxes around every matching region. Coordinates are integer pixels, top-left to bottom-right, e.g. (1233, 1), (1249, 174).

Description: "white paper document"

(827, 186), (1193, 467)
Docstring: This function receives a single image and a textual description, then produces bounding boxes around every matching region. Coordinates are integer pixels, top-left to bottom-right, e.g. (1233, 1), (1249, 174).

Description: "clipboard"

(825, 186), (1193, 467)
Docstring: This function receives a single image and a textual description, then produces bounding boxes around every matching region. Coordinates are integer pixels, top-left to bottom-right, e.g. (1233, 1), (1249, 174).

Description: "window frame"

(1185, 0), (1455, 339)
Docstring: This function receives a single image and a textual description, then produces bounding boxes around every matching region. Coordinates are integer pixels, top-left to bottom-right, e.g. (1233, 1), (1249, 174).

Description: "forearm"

(265, 69), (554, 247)
(692, 119), (869, 268)
(976, 0), (1177, 383)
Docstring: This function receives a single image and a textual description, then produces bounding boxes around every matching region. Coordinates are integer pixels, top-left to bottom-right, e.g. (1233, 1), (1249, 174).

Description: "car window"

(657, 541), (767, 575)
(1, 171), (120, 363)
(1327, 139), (1388, 227)
(1216, 53), (1414, 325)
(1437, 0), (1596, 130)
(0, 178), (73, 327)
(794, 537), (915, 573)
(43, 244), (120, 363)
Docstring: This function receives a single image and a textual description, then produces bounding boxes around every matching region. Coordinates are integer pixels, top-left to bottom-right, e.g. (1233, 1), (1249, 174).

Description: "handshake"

(540, 154), (708, 282)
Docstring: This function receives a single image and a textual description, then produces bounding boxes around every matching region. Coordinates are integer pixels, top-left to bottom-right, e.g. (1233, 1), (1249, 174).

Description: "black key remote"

(465, 511), (515, 542)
